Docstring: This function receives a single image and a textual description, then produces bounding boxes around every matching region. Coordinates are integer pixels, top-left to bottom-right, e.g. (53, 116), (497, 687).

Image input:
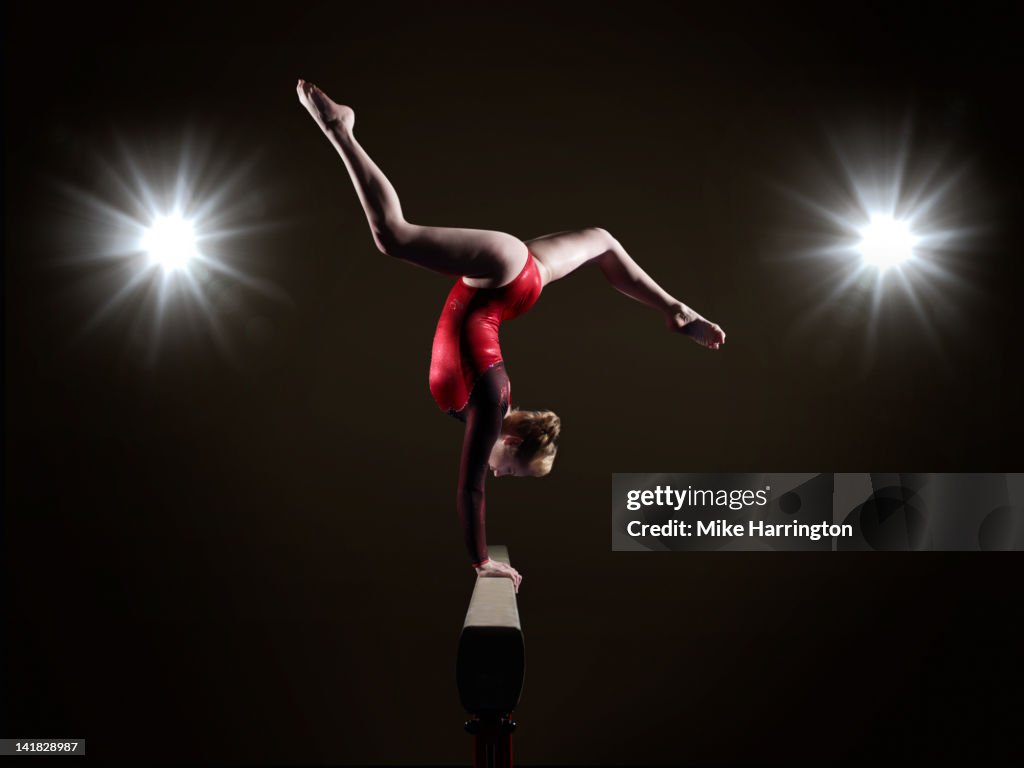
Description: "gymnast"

(297, 80), (725, 593)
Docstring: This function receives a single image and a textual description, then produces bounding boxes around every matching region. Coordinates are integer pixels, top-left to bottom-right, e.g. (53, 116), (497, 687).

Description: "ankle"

(329, 120), (354, 142)
(666, 301), (697, 324)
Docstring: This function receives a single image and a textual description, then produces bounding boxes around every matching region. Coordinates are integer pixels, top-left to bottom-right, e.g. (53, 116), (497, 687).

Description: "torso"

(429, 250), (545, 417)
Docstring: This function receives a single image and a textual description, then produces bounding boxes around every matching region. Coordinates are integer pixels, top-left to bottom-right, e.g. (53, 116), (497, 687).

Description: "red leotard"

(428, 249), (543, 567)
(429, 250), (543, 419)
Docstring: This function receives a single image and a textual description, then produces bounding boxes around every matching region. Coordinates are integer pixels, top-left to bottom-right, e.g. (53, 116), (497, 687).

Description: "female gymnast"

(297, 80), (725, 593)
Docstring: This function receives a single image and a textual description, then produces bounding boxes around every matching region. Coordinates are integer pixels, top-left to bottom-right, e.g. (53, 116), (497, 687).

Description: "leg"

(526, 227), (726, 349)
(297, 80), (526, 286)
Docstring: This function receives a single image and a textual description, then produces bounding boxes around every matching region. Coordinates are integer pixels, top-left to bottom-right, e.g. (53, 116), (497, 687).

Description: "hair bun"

(504, 408), (561, 476)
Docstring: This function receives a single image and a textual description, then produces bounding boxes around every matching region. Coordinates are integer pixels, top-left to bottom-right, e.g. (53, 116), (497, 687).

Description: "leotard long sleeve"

(455, 364), (510, 566)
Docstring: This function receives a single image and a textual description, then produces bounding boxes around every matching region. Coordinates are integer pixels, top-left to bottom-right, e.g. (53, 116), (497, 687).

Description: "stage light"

(857, 215), (917, 270)
(141, 211), (197, 272)
(55, 130), (284, 363)
(774, 118), (981, 367)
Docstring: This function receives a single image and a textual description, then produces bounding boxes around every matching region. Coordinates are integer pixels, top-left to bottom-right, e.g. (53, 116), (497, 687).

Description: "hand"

(665, 304), (726, 350)
(475, 559), (523, 593)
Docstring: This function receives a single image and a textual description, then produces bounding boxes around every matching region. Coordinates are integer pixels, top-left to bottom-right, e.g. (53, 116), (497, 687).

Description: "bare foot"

(680, 317), (726, 349)
(665, 305), (726, 350)
(296, 79), (355, 134)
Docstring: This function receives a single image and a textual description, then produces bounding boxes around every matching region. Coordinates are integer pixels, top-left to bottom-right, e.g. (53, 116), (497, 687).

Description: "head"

(488, 408), (561, 478)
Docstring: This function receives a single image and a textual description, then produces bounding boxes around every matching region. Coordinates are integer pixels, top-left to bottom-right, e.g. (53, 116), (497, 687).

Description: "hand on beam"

(475, 559), (522, 593)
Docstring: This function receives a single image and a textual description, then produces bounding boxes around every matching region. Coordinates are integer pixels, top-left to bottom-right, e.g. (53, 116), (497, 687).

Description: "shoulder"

(467, 364), (510, 410)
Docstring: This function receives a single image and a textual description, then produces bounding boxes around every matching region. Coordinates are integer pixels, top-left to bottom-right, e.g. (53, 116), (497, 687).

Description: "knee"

(587, 226), (618, 248)
(372, 232), (394, 257)
(372, 220), (412, 258)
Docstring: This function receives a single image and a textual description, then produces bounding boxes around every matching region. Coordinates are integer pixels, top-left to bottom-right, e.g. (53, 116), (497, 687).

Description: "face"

(488, 435), (525, 477)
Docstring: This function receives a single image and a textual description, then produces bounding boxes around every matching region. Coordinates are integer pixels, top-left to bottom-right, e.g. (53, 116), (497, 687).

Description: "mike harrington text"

(627, 519), (854, 541)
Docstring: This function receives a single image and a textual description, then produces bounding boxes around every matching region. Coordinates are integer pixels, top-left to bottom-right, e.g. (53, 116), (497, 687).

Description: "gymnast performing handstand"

(297, 80), (725, 593)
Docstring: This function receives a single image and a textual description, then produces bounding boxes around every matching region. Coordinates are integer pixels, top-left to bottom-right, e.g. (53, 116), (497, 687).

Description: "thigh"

(524, 228), (612, 285)
(397, 224), (528, 286)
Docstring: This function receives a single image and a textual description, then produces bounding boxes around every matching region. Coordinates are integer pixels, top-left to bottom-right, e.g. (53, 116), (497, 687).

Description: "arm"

(457, 371), (504, 568)
(456, 367), (523, 591)
(528, 227), (725, 349)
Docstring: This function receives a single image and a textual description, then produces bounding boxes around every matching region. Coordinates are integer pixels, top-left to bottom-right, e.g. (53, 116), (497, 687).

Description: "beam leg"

(466, 713), (516, 768)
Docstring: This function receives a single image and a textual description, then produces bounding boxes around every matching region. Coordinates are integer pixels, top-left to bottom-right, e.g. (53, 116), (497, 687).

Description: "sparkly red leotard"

(428, 249), (544, 567)
(429, 250), (543, 419)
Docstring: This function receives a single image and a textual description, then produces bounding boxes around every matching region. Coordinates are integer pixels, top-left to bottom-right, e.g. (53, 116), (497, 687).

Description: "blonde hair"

(503, 408), (561, 477)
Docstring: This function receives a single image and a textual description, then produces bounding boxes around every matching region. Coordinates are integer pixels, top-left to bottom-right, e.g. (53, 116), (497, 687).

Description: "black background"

(4, 1), (1022, 764)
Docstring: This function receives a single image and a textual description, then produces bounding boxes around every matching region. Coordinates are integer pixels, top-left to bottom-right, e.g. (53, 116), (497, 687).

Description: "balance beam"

(458, 546), (524, 766)
(457, 545), (525, 715)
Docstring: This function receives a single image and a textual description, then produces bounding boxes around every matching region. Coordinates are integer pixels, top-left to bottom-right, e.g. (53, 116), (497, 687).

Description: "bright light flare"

(773, 118), (983, 369)
(857, 214), (918, 270)
(140, 211), (198, 272)
(54, 130), (285, 364)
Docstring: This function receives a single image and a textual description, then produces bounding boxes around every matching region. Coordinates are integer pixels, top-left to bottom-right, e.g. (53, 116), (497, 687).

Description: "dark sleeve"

(457, 365), (510, 566)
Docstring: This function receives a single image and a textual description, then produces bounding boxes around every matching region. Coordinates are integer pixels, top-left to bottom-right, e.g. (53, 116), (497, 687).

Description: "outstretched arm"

(457, 367), (522, 591)
(527, 227), (726, 349)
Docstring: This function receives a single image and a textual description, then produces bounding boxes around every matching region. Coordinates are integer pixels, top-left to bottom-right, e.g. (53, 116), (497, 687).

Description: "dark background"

(4, 1), (1022, 764)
